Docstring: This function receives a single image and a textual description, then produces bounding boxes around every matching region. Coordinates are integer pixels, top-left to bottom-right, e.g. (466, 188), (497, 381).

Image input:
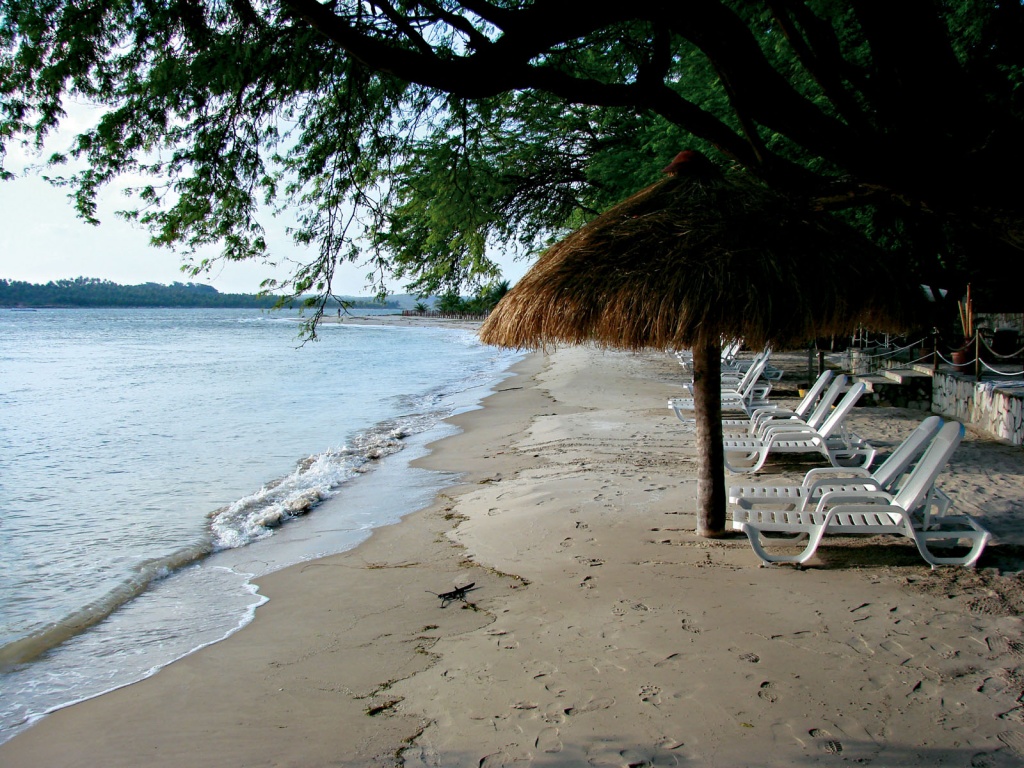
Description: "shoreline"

(0, 311), (513, 741)
(3, 346), (1024, 766)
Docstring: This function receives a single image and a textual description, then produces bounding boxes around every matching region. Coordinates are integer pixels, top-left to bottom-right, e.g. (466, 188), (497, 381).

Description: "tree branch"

(766, 0), (873, 133)
(665, 1), (864, 173)
(366, 0), (435, 56)
(851, 0), (967, 140)
(416, 0), (493, 51)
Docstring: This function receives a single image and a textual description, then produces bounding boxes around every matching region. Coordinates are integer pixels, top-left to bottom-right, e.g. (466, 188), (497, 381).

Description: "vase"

(951, 349), (971, 373)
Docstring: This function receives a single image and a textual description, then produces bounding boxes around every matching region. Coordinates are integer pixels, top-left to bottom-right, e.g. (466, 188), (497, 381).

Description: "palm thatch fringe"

(481, 165), (914, 352)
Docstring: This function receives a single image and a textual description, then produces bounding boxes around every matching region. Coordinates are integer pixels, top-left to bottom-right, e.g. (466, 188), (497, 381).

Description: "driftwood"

(427, 583), (477, 608)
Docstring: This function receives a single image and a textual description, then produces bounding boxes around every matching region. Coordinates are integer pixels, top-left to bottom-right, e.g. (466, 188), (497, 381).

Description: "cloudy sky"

(0, 106), (528, 297)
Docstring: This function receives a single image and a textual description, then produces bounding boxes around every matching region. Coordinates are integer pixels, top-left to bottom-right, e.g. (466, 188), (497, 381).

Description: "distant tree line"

(431, 281), (510, 316)
(0, 278), (398, 309)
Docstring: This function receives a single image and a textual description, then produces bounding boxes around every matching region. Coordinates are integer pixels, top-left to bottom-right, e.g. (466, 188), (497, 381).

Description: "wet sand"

(3, 343), (1024, 767)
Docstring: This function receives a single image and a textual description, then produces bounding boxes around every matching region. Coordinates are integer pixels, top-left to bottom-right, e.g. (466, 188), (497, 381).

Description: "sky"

(0, 106), (530, 297)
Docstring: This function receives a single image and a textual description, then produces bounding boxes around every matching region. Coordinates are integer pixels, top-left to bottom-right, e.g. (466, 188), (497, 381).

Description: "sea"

(0, 307), (522, 744)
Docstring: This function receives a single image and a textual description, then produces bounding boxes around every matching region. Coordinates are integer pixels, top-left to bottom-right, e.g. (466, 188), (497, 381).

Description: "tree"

(6, 1), (1020, 536)
(4, 1), (1023, 329)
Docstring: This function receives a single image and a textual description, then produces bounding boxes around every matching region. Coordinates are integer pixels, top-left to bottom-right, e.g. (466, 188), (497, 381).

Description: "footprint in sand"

(998, 707), (1024, 724)
(542, 708), (567, 725)
(536, 726), (563, 753)
(757, 681), (778, 704)
(639, 684), (662, 705)
(565, 697), (615, 715)
(987, 636), (1024, 659)
(478, 752), (510, 768)
(970, 749), (1024, 768)
(680, 617), (702, 634)
(528, 660), (558, 680)
(809, 728), (843, 755)
(738, 652), (760, 664)
(997, 730), (1024, 758)
(654, 653), (682, 669)
(586, 745), (680, 767)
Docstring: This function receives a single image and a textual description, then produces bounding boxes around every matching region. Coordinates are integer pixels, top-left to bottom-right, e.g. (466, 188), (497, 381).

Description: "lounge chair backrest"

(722, 340), (741, 364)
(890, 421), (964, 512)
(724, 352), (768, 398)
(872, 416), (943, 489)
(794, 370), (834, 419)
(734, 352), (768, 393)
(803, 374), (847, 430)
(816, 381), (865, 439)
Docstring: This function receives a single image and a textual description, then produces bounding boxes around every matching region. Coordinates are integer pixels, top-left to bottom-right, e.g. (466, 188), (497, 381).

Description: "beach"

(3, 339), (1024, 767)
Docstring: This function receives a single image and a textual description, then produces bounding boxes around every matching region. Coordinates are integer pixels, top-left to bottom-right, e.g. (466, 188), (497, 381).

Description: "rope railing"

(930, 336), (1024, 378)
(842, 337), (929, 360)
(932, 348), (960, 367)
(978, 333), (1024, 360)
(824, 329), (1024, 380)
(978, 359), (1024, 377)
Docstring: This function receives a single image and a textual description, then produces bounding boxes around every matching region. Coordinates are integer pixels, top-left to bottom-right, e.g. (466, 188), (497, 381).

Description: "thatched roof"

(481, 154), (915, 351)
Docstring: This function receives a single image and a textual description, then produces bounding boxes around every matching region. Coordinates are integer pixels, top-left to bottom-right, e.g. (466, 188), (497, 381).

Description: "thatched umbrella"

(480, 151), (913, 536)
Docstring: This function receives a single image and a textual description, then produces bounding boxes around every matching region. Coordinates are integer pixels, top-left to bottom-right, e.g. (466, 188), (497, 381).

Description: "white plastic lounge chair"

(722, 382), (875, 473)
(669, 355), (773, 417)
(684, 353), (772, 399)
(719, 349), (770, 383)
(722, 372), (842, 438)
(722, 370), (833, 435)
(721, 348), (784, 381)
(729, 415), (945, 513)
(731, 421), (990, 568)
(676, 341), (740, 372)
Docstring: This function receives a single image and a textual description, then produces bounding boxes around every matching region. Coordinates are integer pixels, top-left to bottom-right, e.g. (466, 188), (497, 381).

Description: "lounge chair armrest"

(800, 466), (872, 487)
(814, 489), (892, 512)
(750, 410), (798, 430)
(800, 477), (883, 511)
(749, 406), (795, 420)
(759, 425), (817, 441)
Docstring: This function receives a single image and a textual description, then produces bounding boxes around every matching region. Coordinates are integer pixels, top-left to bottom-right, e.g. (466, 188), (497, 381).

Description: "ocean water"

(0, 307), (521, 742)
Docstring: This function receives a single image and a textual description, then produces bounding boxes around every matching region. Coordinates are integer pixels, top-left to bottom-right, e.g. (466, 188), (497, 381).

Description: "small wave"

(0, 543), (211, 671)
(207, 425), (410, 550)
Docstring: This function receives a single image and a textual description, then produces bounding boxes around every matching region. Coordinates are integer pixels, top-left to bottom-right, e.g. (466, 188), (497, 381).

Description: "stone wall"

(932, 372), (1024, 446)
(975, 312), (1024, 334)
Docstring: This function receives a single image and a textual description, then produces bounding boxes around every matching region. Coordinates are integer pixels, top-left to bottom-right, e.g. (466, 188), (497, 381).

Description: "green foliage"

(0, 277), (398, 308)
(430, 280), (509, 315)
(0, 277), (278, 307)
(3, 1), (1024, 335)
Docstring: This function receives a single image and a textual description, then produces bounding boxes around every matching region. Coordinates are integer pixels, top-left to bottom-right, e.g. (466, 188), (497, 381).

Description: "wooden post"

(692, 340), (726, 537)
(932, 329), (939, 372)
(975, 332), (982, 382)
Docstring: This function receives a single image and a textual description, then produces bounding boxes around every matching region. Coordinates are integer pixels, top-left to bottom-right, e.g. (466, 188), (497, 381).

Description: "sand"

(3, 342), (1024, 767)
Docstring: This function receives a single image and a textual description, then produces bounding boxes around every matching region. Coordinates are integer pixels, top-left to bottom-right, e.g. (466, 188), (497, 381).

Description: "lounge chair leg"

(743, 523), (825, 565)
(724, 450), (768, 474)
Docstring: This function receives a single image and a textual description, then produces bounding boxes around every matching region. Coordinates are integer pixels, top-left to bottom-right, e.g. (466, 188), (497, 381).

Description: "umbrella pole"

(692, 340), (727, 537)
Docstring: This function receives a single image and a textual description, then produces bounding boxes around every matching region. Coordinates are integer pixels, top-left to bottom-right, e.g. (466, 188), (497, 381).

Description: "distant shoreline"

(330, 313), (484, 331)
(0, 278), (406, 311)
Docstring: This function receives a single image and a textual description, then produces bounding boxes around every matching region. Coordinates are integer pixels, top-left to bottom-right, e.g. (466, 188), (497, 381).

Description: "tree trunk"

(692, 340), (727, 536)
